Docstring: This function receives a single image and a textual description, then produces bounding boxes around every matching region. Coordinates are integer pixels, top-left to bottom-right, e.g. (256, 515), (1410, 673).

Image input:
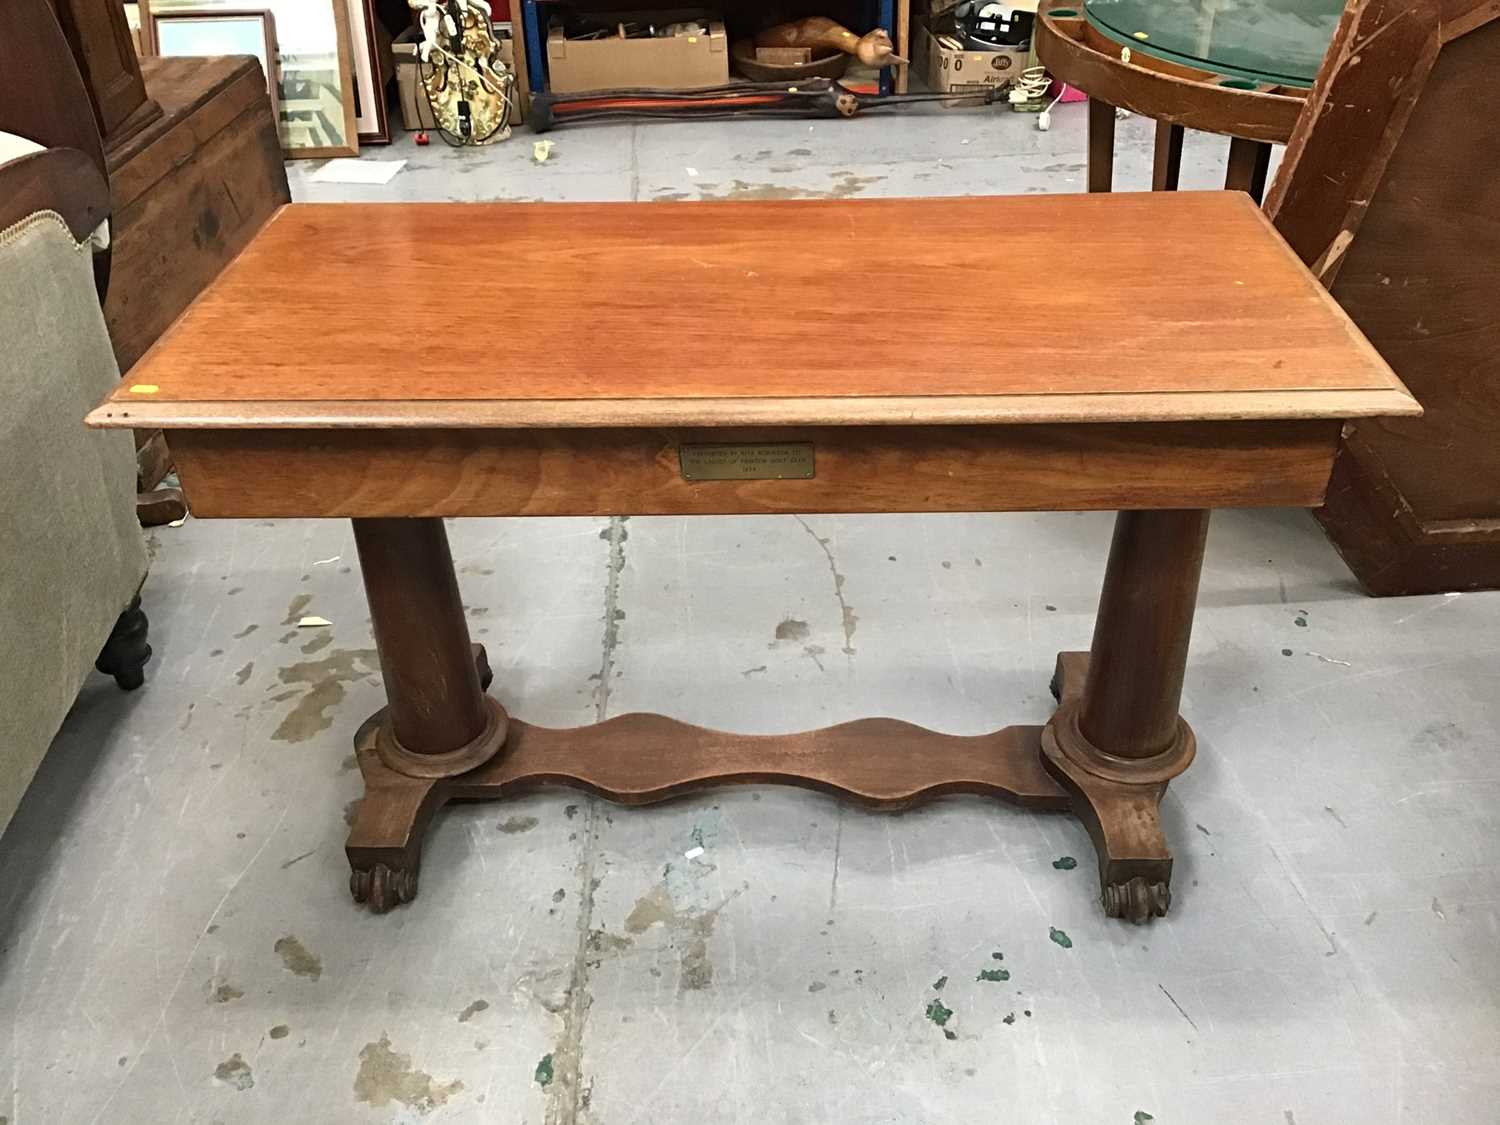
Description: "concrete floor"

(4, 105), (1500, 1125)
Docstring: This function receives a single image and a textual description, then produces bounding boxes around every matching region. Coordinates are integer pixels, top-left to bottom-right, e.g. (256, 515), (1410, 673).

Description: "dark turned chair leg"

(1087, 96), (1116, 192)
(1152, 121), (1185, 191)
(95, 594), (152, 691)
(1225, 136), (1273, 203)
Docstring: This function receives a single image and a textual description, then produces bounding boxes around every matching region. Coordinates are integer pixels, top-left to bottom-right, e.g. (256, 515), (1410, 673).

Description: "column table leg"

(1042, 509), (1209, 922)
(345, 517), (509, 910)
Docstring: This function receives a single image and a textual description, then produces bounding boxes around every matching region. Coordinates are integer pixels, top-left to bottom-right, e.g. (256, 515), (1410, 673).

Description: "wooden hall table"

(90, 194), (1417, 922)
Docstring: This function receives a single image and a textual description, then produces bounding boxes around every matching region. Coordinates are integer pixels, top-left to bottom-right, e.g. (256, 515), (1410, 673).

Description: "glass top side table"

(1085, 0), (1342, 88)
(1036, 0), (1344, 199)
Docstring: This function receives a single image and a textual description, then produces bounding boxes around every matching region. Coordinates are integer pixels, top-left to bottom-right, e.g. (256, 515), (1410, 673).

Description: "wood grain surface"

(0, 148), (110, 245)
(441, 714), (1070, 810)
(167, 419), (1342, 517)
(89, 192), (1416, 429)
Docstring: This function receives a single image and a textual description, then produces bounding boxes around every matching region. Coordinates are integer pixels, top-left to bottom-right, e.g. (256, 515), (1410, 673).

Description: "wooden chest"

(104, 55), (290, 375)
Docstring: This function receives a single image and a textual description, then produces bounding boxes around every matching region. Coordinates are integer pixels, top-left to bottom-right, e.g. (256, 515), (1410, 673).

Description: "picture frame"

(144, 9), (280, 119)
(141, 0), (359, 159)
(345, 0), (391, 145)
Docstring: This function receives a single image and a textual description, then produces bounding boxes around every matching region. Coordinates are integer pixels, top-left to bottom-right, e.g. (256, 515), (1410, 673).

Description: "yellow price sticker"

(129, 384), (160, 395)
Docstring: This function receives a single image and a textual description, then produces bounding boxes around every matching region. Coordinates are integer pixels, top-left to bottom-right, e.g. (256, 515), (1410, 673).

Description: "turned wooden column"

(352, 518), (508, 778)
(1079, 509), (1209, 759)
(1041, 508), (1209, 922)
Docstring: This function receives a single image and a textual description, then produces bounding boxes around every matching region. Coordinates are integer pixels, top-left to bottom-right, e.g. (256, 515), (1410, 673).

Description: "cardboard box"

(393, 25), (524, 128)
(914, 19), (1028, 95)
(546, 12), (727, 93)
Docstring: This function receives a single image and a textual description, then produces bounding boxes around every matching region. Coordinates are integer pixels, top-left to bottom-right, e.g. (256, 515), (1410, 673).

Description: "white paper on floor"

(308, 159), (407, 185)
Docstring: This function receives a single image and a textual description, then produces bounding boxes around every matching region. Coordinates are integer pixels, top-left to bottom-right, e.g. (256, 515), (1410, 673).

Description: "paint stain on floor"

(282, 593), (313, 624)
(1052, 856), (1077, 870)
(623, 880), (739, 992)
(457, 999), (489, 1023)
(214, 1053), (254, 1091)
(270, 648), (379, 743)
(210, 980), (244, 1003)
(534, 1053), (554, 1087)
(774, 617), (810, 643)
(269, 1024), (290, 1039)
(1049, 927), (1073, 949)
(353, 1034), (464, 1113)
(498, 815), (539, 834)
(977, 968), (1010, 982)
(925, 998), (957, 1040)
(694, 172), (885, 201)
(274, 935), (323, 980)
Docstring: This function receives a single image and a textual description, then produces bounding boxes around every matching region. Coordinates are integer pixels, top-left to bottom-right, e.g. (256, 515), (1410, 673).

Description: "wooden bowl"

(730, 39), (850, 83)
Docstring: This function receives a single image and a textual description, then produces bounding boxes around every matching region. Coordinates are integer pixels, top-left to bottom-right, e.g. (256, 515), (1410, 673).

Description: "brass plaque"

(679, 442), (815, 481)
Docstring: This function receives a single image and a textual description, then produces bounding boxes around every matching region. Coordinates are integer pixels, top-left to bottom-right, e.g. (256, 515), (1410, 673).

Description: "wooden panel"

(1264, 0), (1442, 285)
(0, 149), (110, 245)
(1325, 22), (1500, 523)
(45, 0), (160, 150)
(167, 420), (1342, 517)
(93, 192), (1414, 426)
(104, 56), (291, 373)
(0, 0), (106, 180)
(1270, 2), (1500, 593)
(109, 56), (271, 203)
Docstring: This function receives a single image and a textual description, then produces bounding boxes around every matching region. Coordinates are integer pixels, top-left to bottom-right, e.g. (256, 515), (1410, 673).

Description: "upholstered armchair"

(0, 2), (153, 832)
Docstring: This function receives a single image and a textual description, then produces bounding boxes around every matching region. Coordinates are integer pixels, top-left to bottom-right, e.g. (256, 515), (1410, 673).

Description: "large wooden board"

(90, 192), (1417, 431)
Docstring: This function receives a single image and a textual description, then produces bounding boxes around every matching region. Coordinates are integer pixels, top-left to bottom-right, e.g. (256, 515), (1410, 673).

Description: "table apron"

(167, 419), (1341, 518)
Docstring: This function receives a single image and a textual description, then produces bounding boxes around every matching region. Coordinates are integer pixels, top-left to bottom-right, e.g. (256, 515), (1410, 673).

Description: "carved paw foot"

(1103, 877), (1170, 924)
(350, 863), (418, 913)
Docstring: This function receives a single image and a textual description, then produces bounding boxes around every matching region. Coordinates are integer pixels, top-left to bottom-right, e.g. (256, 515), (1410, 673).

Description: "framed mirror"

(141, 0), (359, 158)
(146, 9), (280, 118)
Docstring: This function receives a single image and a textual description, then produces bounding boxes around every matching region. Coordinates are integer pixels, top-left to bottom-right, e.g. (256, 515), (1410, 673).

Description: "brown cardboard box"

(546, 12), (727, 93)
(914, 19), (1028, 95)
(393, 25), (524, 128)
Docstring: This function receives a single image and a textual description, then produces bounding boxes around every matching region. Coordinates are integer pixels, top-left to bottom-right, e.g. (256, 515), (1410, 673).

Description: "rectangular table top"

(90, 192), (1417, 431)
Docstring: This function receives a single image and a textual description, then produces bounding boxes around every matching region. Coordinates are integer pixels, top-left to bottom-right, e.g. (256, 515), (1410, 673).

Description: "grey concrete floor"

(4, 105), (1500, 1125)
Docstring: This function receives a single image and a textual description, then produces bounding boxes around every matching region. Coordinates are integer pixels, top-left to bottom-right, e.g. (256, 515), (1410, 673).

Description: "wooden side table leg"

(346, 517), (510, 911)
(1087, 96), (1116, 192)
(1225, 137), (1273, 202)
(1152, 121), (1184, 191)
(1043, 509), (1209, 922)
(895, 0), (910, 94)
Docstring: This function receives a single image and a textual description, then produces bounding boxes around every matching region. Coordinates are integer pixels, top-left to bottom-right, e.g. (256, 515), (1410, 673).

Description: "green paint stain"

(1049, 927), (1073, 949)
(534, 1053), (554, 1087)
(932, 975), (948, 991)
(1002, 1012), (1016, 1025)
(924, 998), (953, 1028)
(977, 968), (1010, 982)
(991, 951), (1004, 960)
(1052, 856), (1078, 870)
(1134, 1113), (1154, 1124)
